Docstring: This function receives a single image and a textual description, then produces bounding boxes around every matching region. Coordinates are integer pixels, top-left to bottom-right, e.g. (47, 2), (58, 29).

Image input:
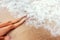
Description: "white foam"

(0, 0), (60, 36)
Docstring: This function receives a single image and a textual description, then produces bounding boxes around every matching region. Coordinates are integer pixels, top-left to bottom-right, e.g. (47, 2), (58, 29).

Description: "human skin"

(0, 7), (28, 40)
(0, 16), (27, 38)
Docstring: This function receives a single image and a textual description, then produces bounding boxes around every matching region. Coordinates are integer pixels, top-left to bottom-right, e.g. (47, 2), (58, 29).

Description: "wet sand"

(8, 24), (60, 40)
(0, 8), (60, 40)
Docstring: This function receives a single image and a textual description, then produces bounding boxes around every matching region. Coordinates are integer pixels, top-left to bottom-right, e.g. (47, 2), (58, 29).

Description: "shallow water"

(0, 0), (60, 36)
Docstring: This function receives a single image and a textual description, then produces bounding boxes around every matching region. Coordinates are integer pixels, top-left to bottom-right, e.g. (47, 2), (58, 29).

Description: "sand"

(0, 8), (60, 40)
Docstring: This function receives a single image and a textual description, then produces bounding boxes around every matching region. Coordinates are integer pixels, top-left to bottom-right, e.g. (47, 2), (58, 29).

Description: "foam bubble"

(0, 0), (60, 36)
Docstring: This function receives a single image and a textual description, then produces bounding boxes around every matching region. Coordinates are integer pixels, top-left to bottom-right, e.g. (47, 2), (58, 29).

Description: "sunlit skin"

(0, 15), (27, 40)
